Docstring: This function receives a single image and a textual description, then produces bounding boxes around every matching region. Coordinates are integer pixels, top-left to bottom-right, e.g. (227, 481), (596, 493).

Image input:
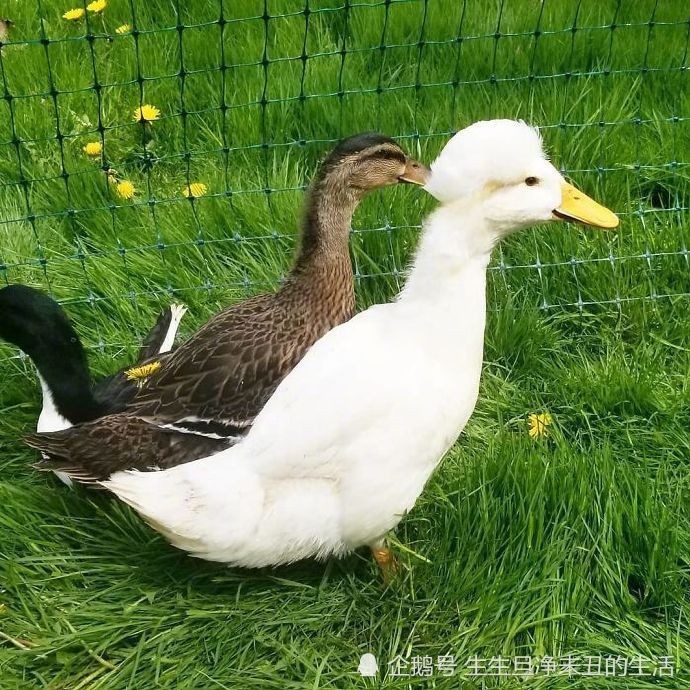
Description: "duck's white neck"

(400, 200), (496, 305)
(36, 373), (72, 433)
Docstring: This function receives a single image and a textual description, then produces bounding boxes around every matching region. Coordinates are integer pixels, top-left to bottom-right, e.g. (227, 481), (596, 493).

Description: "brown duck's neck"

(292, 176), (361, 276)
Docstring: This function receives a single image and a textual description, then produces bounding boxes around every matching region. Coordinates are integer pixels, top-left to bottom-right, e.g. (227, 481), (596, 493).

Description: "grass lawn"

(0, 0), (689, 687)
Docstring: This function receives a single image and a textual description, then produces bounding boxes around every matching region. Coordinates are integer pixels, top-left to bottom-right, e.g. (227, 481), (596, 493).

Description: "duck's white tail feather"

(158, 303), (187, 354)
(103, 447), (345, 566)
(104, 449), (265, 560)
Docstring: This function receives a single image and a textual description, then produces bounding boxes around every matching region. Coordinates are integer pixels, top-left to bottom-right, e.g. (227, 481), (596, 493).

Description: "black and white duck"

(0, 284), (186, 432)
(25, 133), (429, 480)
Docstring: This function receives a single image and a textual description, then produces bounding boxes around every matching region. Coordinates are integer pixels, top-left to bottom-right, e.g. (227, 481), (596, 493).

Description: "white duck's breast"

(247, 295), (486, 554)
(238, 325), (485, 561)
(336, 311), (486, 547)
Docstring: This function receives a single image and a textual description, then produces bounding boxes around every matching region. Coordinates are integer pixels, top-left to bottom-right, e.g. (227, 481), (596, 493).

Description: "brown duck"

(26, 133), (429, 481)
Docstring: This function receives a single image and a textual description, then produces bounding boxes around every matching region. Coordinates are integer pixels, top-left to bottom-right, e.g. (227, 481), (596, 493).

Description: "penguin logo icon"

(357, 653), (378, 677)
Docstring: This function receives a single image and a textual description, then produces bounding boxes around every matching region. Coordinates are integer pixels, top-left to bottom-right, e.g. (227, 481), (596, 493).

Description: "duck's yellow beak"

(398, 158), (430, 186)
(553, 182), (619, 229)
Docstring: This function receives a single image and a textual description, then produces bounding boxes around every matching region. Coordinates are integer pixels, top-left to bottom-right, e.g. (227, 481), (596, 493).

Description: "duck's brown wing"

(126, 293), (319, 433)
(91, 352), (178, 417)
(25, 414), (231, 483)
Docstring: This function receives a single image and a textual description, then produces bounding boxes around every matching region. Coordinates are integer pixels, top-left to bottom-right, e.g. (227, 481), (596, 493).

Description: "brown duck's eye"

(525, 176), (539, 186)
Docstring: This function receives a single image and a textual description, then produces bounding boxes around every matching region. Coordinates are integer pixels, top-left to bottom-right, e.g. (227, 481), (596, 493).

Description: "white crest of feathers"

(425, 119), (545, 203)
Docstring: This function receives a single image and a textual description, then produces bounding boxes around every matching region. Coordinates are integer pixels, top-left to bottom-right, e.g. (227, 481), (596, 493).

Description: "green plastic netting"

(0, 0), (688, 369)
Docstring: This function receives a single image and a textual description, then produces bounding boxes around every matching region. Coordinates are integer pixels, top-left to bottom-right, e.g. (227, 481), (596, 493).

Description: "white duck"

(104, 120), (618, 574)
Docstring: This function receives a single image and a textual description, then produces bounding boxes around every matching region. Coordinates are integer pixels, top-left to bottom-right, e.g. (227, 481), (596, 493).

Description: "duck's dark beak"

(398, 158), (430, 186)
(553, 182), (619, 229)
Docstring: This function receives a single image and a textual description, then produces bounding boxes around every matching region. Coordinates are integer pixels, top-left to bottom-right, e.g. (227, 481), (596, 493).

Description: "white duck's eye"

(525, 176), (539, 186)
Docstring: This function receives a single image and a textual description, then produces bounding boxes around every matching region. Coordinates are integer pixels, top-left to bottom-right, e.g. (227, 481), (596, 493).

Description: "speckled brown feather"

(28, 415), (226, 481)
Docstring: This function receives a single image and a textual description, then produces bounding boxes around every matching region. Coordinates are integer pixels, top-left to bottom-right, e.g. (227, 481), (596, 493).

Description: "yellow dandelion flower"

(86, 0), (107, 13)
(528, 412), (553, 439)
(82, 141), (102, 156)
(182, 182), (208, 198)
(62, 8), (85, 20)
(116, 180), (136, 199)
(133, 104), (161, 123)
(115, 23), (131, 34)
(124, 360), (161, 385)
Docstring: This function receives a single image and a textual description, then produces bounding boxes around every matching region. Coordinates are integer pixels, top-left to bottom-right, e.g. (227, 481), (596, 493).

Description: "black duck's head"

(317, 133), (430, 195)
(0, 284), (89, 374)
